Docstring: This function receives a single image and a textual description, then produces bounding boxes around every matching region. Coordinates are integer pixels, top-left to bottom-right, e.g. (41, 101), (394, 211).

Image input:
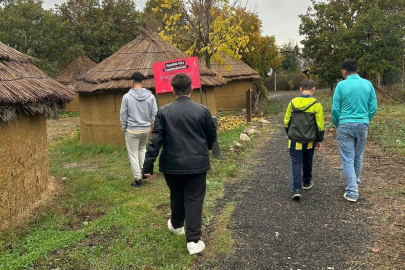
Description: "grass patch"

(316, 92), (405, 156)
(205, 203), (235, 257)
(58, 110), (80, 118)
(260, 98), (284, 115)
(0, 119), (252, 269)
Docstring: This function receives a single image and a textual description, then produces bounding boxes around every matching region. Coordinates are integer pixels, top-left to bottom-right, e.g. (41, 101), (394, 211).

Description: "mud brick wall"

(214, 80), (254, 111)
(65, 93), (80, 112)
(79, 88), (217, 146)
(0, 113), (49, 230)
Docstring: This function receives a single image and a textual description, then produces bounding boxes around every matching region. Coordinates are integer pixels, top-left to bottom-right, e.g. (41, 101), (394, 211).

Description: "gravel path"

(201, 91), (373, 270)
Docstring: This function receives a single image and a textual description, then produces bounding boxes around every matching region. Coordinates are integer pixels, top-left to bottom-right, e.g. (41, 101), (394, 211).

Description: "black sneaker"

(292, 189), (301, 200)
(303, 181), (314, 190)
(131, 179), (143, 187)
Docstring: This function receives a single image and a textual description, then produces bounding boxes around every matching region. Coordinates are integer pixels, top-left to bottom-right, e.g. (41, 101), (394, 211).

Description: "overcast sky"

(41, 0), (314, 46)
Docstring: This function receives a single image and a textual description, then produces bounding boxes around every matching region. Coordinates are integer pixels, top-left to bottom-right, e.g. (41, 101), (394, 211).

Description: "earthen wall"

(0, 113), (49, 230)
(215, 80), (253, 111)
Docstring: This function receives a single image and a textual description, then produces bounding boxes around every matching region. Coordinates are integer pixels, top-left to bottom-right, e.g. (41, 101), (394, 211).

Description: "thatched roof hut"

(0, 42), (73, 230)
(57, 55), (97, 84)
(0, 42), (74, 121)
(75, 26), (225, 93)
(205, 56), (261, 111)
(74, 26), (225, 146)
(56, 55), (97, 111)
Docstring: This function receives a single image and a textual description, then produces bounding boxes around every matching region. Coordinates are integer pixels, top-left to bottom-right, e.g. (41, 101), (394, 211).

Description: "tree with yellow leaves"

(149, 0), (252, 68)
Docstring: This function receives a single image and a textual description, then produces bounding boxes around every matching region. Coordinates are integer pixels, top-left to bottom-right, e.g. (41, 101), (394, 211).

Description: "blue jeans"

(337, 123), (368, 199)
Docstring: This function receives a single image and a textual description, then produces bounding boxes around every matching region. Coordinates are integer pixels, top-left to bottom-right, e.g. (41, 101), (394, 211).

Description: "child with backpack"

(284, 79), (324, 200)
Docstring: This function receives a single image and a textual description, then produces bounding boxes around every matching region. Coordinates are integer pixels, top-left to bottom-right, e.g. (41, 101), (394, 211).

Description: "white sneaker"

(167, 219), (185, 235)
(343, 192), (357, 202)
(187, 240), (205, 255)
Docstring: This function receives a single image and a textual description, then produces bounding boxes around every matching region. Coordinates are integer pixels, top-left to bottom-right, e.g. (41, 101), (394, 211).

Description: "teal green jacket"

(332, 74), (377, 126)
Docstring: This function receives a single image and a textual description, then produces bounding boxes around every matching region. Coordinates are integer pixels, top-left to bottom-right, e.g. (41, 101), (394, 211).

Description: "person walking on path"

(284, 79), (324, 200)
(120, 72), (157, 188)
(332, 59), (378, 202)
(142, 73), (217, 255)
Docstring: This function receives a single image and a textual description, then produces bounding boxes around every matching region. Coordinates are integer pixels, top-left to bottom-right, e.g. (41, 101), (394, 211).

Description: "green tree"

(299, 0), (405, 86)
(280, 41), (300, 73)
(0, 0), (83, 76)
(58, 0), (141, 62)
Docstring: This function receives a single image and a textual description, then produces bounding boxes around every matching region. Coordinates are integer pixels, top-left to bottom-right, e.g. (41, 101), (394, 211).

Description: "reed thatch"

(57, 55), (97, 84)
(203, 56), (261, 83)
(0, 41), (75, 122)
(75, 26), (226, 93)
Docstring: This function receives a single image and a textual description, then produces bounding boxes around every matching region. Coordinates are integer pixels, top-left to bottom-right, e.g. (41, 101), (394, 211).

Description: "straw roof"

(75, 26), (226, 93)
(203, 56), (261, 83)
(0, 41), (74, 121)
(57, 55), (97, 84)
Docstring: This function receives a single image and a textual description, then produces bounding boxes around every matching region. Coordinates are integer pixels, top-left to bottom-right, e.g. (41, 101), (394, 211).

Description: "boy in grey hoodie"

(120, 72), (158, 187)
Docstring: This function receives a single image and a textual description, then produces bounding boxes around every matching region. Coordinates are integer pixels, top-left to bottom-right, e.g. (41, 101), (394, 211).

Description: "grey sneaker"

(292, 189), (301, 200)
(343, 192), (357, 202)
(303, 181), (314, 190)
(167, 219), (185, 235)
(187, 240), (205, 255)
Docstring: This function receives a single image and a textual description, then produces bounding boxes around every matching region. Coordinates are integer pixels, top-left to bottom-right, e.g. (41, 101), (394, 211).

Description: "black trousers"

(164, 172), (207, 242)
(290, 148), (315, 190)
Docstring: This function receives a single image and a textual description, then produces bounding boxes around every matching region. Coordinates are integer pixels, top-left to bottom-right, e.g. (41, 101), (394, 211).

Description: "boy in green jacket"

(284, 79), (324, 200)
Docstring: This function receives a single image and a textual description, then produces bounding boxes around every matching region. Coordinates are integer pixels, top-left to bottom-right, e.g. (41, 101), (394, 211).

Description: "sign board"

(153, 56), (201, 94)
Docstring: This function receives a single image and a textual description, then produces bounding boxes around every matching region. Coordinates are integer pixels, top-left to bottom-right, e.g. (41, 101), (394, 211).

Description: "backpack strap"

(291, 99), (318, 112)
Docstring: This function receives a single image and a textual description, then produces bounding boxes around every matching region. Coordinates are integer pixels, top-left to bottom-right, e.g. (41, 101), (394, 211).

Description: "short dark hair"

(341, 59), (358, 72)
(301, 79), (316, 90)
(171, 73), (192, 95)
(131, 72), (145, 83)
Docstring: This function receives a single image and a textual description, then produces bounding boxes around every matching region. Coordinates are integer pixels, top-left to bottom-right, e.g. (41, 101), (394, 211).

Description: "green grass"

(259, 98), (284, 115)
(58, 110), (80, 118)
(0, 122), (251, 269)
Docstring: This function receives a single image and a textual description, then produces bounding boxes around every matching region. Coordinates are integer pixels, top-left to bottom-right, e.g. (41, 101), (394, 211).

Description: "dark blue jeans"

(290, 148), (315, 191)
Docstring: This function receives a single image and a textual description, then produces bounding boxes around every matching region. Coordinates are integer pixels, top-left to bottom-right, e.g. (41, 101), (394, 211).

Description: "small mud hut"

(75, 26), (225, 146)
(208, 56), (261, 111)
(56, 55), (97, 112)
(0, 42), (74, 230)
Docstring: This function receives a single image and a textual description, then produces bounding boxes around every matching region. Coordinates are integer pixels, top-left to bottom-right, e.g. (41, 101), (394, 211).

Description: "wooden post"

(274, 72), (277, 91)
(199, 88), (203, 105)
(155, 93), (159, 108)
(246, 89), (252, 122)
(211, 116), (221, 158)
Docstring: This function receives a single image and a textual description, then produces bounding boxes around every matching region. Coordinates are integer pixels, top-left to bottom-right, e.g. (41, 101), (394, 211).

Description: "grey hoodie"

(120, 88), (158, 132)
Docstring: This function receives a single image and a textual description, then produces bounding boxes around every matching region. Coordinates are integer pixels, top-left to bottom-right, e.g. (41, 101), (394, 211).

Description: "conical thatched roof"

(203, 56), (261, 83)
(57, 55), (97, 84)
(0, 41), (74, 121)
(75, 26), (226, 93)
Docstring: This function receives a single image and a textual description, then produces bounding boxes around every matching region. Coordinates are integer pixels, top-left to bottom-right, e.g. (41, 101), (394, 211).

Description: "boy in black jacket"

(143, 73), (217, 255)
(284, 79), (324, 200)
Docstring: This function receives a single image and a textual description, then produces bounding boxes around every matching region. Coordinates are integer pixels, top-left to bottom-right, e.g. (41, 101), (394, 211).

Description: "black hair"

(131, 72), (145, 83)
(171, 73), (192, 95)
(301, 79), (316, 90)
(341, 59), (358, 73)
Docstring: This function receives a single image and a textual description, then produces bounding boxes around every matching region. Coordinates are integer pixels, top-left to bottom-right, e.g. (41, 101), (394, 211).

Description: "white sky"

(41, 0), (314, 46)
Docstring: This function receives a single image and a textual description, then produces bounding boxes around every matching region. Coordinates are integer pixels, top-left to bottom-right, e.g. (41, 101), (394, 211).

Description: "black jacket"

(142, 96), (217, 175)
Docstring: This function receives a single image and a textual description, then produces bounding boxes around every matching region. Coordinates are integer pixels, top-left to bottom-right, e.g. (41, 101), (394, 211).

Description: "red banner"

(153, 56), (201, 94)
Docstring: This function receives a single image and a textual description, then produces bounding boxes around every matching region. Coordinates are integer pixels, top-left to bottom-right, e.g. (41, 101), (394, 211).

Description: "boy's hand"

(315, 142), (322, 150)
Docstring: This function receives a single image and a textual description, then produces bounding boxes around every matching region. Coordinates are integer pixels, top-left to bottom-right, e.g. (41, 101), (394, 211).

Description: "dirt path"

(199, 91), (404, 269)
(46, 117), (80, 145)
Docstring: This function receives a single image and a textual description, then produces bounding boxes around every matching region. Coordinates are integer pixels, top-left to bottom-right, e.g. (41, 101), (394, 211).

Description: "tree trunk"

(251, 82), (261, 116)
(330, 83), (334, 91)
